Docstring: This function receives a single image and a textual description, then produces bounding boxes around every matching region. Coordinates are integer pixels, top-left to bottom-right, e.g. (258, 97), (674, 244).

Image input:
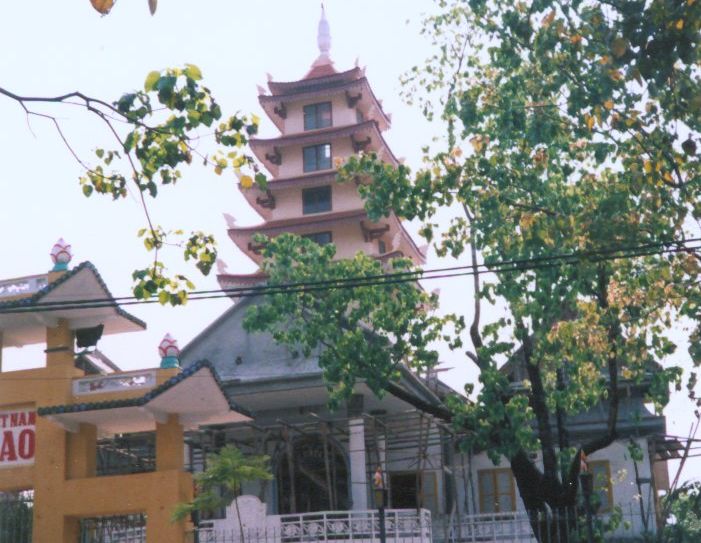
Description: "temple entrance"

(276, 434), (349, 514)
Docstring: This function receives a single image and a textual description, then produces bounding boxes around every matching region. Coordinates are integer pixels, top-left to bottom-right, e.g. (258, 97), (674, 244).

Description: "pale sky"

(0, 1), (697, 483)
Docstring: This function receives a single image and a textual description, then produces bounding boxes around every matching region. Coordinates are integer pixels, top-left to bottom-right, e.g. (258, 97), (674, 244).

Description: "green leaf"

(158, 291), (170, 305)
(144, 70), (161, 92)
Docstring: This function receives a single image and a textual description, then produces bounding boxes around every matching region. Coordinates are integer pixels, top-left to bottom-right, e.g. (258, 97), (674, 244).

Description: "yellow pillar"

(32, 417), (70, 543)
(156, 415), (184, 472)
(67, 424), (97, 479)
(45, 319), (74, 369)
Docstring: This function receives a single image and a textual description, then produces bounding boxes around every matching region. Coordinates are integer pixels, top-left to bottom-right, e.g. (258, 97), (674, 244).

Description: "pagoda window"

(303, 102), (332, 130)
(303, 143), (332, 172)
(303, 231), (333, 246)
(356, 109), (365, 123)
(302, 185), (332, 214)
(378, 239), (387, 254)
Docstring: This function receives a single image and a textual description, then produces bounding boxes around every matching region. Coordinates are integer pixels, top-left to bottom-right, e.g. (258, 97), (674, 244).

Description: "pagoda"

(218, 6), (425, 290)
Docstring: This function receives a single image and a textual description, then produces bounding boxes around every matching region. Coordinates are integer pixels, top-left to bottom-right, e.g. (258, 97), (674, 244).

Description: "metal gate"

(79, 514), (146, 543)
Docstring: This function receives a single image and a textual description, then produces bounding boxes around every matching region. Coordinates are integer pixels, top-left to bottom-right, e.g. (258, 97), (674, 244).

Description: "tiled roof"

(37, 359), (252, 418)
(0, 261), (146, 330)
(267, 67), (362, 96)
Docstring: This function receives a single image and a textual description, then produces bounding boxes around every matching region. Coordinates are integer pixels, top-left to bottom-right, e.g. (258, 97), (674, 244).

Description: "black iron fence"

(96, 434), (156, 477)
(79, 514), (146, 543)
(0, 493), (33, 543)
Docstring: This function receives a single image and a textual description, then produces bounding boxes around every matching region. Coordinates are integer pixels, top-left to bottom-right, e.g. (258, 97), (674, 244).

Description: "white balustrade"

(0, 276), (47, 299)
(73, 370), (157, 396)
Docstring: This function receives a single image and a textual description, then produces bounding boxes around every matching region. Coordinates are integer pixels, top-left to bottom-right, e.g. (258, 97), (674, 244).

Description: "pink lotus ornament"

(158, 333), (180, 368)
(50, 238), (72, 271)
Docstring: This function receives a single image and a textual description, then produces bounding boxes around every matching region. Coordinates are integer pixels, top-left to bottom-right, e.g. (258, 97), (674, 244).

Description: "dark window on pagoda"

(378, 239), (387, 254)
(303, 186), (332, 214)
(303, 231), (333, 245)
(303, 143), (332, 172)
(356, 109), (365, 123)
(304, 102), (332, 130)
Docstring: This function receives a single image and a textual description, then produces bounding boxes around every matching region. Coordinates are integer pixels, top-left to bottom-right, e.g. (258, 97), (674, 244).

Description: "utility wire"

(0, 238), (699, 315)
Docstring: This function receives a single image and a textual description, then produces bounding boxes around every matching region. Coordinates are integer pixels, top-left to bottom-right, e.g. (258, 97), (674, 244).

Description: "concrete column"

(156, 415), (184, 472)
(349, 417), (368, 510)
(0, 330), (4, 372)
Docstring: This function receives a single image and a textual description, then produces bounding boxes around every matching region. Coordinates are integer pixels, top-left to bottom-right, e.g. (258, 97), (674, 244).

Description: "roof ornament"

(158, 333), (180, 369)
(50, 238), (72, 272)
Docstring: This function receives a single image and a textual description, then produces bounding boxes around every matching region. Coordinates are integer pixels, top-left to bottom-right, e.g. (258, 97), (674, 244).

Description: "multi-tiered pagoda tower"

(218, 7), (425, 290)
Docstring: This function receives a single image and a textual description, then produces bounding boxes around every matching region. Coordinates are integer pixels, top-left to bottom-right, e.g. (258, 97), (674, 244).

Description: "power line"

(0, 238), (699, 315)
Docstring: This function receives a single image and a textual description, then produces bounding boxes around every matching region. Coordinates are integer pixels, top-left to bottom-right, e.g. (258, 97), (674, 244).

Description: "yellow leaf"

(520, 213), (536, 230)
(214, 165), (223, 176)
(90, 0), (115, 14)
(240, 175), (254, 189)
(251, 114), (261, 126)
(542, 10), (556, 27)
(585, 115), (595, 131)
(611, 38), (628, 58)
(604, 99), (614, 110)
(643, 161), (653, 174)
(675, 19), (684, 30)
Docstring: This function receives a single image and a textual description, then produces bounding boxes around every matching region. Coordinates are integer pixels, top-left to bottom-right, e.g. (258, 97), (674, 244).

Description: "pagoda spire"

(317, 3), (331, 61)
(306, 3), (336, 77)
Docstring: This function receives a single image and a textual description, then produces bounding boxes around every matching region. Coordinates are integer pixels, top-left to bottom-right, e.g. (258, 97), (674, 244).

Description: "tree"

(172, 446), (271, 540)
(243, 0), (701, 540)
(660, 481), (701, 542)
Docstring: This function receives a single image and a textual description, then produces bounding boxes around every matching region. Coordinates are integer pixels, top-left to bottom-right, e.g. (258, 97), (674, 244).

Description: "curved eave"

(228, 209), (367, 263)
(266, 67), (363, 96)
(392, 214), (427, 265)
(217, 272), (268, 293)
(259, 77), (391, 132)
(250, 120), (399, 175)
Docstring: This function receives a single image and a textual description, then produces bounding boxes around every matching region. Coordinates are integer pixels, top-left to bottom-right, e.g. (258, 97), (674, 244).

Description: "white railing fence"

(191, 508), (432, 543)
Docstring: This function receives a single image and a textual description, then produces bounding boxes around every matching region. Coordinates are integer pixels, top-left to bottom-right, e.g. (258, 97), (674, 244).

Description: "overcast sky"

(0, 1), (697, 482)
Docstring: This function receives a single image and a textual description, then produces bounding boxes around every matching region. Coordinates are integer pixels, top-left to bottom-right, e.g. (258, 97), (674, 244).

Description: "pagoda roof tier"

(259, 77), (391, 132)
(228, 209), (425, 265)
(267, 67), (362, 96)
(250, 120), (398, 176)
(217, 271), (268, 292)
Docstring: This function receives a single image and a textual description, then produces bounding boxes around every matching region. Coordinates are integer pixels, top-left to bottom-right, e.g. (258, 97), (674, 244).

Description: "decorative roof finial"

(50, 238), (72, 272)
(317, 3), (331, 60)
(158, 333), (180, 369)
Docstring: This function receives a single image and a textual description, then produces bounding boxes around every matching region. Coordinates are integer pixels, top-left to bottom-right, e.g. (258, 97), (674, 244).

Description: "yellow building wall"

(0, 316), (194, 543)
